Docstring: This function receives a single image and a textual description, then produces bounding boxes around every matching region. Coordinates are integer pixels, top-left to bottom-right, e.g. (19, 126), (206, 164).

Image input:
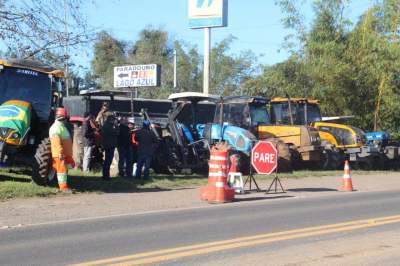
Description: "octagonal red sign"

(251, 141), (278, 175)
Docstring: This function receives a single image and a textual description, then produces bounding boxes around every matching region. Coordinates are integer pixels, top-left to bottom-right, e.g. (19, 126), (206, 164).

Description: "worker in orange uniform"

(49, 107), (75, 191)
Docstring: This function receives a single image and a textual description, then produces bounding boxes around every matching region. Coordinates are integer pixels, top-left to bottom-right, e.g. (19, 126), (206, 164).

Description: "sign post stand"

(266, 164), (285, 194)
(244, 152), (261, 192)
(129, 87), (137, 118)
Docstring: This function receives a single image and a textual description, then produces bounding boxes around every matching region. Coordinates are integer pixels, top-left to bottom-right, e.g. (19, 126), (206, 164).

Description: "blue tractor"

(150, 92), (259, 174)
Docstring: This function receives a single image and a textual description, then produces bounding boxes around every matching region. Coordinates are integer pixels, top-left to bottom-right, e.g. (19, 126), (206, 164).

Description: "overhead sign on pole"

(188, 0), (228, 28)
(114, 64), (161, 88)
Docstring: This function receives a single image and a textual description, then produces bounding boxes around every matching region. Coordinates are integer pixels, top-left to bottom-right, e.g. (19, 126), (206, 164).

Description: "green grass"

(0, 167), (397, 200)
(0, 168), (58, 200)
(68, 170), (208, 193)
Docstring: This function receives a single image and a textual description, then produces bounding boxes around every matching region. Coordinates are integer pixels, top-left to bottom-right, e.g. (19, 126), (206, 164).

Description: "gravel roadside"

(1, 172), (399, 228)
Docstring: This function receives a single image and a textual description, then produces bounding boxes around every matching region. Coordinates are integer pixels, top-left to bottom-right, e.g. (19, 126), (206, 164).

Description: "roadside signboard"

(114, 64), (160, 88)
(188, 0), (228, 28)
(251, 141), (278, 175)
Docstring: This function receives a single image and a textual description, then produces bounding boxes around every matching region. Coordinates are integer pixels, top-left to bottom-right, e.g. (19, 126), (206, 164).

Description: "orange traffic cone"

(342, 160), (354, 192)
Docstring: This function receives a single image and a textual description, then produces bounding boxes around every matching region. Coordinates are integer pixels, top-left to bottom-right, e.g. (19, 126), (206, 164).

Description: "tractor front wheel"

(32, 138), (54, 186)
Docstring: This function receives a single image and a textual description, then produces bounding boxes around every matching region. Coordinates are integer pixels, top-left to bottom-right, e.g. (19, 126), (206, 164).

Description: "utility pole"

(173, 49), (177, 92)
(203, 27), (210, 95)
(64, 0), (69, 97)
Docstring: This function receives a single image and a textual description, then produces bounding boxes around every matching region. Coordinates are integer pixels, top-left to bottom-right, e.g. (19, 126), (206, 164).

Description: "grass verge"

(0, 168), (58, 201)
(0, 167), (397, 200)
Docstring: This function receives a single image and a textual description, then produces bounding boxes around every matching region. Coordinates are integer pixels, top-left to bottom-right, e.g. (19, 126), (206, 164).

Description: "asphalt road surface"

(2, 190), (400, 266)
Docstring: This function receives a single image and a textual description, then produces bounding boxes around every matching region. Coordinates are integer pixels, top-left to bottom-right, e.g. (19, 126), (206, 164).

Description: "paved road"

(1, 190), (400, 266)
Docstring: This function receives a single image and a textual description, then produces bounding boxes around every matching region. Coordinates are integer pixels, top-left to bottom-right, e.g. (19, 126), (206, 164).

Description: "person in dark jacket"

(82, 112), (96, 172)
(101, 114), (119, 180)
(117, 117), (133, 178)
(135, 120), (157, 180)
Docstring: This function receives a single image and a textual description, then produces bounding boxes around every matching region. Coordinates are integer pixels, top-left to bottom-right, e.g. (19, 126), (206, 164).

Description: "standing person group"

(48, 104), (158, 191)
(97, 105), (157, 180)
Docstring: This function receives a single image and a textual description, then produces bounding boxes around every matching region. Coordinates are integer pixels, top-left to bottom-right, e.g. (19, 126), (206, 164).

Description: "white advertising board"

(188, 0), (228, 28)
(114, 64), (160, 88)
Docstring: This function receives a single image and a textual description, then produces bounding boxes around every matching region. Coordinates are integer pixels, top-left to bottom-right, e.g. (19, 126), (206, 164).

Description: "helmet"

(56, 107), (67, 119)
(127, 117), (135, 124)
(143, 120), (150, 127)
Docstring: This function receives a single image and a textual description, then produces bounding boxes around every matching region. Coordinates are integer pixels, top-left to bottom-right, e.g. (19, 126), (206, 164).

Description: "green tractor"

(0, 59), (65, 185)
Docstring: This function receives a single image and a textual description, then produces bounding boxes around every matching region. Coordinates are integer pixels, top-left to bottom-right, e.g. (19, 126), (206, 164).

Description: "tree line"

(90, 28), (258, 99)
(1, 0), (399, 135)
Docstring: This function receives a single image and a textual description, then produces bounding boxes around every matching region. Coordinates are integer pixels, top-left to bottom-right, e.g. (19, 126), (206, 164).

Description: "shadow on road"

(287, 187), (338, 192)
(234, 195), (294, 202)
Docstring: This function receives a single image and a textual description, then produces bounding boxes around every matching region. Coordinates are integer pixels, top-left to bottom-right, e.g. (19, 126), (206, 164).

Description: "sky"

(76, 0), (374, 72)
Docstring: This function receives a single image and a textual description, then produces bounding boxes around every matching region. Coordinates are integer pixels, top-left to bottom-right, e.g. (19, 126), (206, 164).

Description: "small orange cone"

(342, 160), (354, 192)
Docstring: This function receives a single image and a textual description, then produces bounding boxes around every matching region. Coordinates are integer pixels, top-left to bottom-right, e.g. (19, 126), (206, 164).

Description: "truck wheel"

(367, 156), (385, 170)
(321, 147), (341, 170)
(152, 136), (182, 175)
(32, 138), (52, 186)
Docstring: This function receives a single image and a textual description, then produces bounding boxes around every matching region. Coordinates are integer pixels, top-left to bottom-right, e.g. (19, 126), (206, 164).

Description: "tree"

(0, 0), (93, 58)
(89, 27), (260, 99)
(174, 41), (202, 93)
(127, 27), (174, 98)
(91, 31), (126, 89)
(210, 35), (259, 95)
(263, 0), (400, 135)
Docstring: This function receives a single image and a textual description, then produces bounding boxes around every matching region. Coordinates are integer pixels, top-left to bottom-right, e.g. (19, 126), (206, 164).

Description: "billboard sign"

(188, 0), (228, 28)
(114, 64), (160, 88)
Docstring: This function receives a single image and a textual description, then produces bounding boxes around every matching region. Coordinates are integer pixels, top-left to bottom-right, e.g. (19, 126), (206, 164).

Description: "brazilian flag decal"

(0, 100), (31, 140)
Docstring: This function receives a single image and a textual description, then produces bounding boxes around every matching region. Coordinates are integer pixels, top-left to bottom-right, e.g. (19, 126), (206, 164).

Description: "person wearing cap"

(96, 101), (110, 127)
(101, 114), (119, 180)
(135, 120), (157, 180)
(117, 117), (133, 178)
(82, 112), (96, 172)
(49, 107), (75, 191)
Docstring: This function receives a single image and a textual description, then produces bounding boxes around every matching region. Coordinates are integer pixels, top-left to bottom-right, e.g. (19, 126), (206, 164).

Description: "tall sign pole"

(173, 49), (177, 91)
(203, 27), (210, 95)
(188, 0), (228, 95)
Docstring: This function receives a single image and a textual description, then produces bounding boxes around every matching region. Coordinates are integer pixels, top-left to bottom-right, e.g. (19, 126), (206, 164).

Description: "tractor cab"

(270, 97), (364, 149)
(150, 92), (218, 174)
(214, 96), (270, 132)
(270, 97), (322, 125)
(168, 92), (219, 143)
(0, 59), (65, 148)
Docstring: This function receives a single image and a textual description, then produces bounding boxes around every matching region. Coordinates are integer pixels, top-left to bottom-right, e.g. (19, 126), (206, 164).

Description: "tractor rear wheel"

(32, 138), (53, 186)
